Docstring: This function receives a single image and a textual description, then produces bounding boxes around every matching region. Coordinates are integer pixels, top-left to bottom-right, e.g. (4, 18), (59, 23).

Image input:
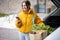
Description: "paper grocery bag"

(29, 30), (48, 40)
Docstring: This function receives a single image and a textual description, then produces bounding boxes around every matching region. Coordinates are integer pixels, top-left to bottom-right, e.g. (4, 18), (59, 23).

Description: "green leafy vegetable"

(31, 24), (54, 34)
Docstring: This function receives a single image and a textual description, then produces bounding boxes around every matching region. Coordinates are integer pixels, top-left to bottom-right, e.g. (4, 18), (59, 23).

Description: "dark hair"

(22, 0), (31, 9)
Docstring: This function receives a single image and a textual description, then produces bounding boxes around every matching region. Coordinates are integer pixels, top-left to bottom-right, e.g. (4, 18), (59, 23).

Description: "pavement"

(0, 28), (19, 40)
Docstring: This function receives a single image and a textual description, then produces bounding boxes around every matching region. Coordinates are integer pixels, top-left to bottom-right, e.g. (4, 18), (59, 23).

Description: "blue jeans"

(19, 32), (30, 40)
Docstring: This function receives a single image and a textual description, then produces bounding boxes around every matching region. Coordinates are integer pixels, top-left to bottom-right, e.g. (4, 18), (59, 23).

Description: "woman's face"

(22, 2), (27, 11)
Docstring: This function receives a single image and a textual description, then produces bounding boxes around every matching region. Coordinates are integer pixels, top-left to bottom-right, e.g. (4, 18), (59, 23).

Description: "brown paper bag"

(29, 30), (48, 40)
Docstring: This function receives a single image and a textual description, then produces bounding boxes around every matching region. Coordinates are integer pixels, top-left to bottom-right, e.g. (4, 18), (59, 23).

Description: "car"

(43, 0), (60, 28)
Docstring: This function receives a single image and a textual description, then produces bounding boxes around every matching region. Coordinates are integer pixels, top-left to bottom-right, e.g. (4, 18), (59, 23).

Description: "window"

(39, 4), (46, 13)
(37, 0), (46, 13)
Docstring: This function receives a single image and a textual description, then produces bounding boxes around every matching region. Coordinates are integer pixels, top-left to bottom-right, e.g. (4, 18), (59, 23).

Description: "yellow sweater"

(15, 9), (44, 33)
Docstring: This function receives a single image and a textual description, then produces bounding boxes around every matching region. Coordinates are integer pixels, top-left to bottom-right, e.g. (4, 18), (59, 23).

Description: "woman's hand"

(16, 17), (21, 24)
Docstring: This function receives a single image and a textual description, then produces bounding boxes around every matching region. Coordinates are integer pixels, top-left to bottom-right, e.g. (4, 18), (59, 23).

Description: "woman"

(15, 0), (44, 40)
